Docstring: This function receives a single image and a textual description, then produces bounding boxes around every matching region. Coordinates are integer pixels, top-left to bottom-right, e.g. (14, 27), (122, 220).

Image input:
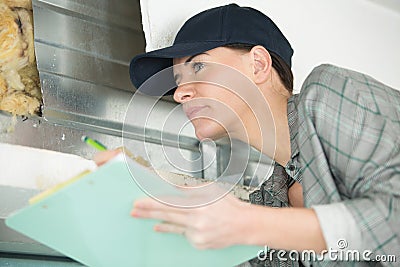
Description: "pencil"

(81, 136), (107, 151)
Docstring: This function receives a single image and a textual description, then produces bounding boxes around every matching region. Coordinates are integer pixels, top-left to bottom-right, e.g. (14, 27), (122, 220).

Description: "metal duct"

(0, 0), (272, 261)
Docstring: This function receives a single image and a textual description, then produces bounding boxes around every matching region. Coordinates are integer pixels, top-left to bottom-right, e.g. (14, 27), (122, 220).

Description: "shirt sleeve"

(312, 202), (363, 256)
(297, 64), (400, 265)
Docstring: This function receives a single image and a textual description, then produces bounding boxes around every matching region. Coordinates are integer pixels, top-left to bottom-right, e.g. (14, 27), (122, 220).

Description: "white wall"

(140, 0), (400, 92)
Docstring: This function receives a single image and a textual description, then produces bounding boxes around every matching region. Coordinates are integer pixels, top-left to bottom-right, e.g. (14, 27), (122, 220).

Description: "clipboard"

(6, 154), (260, 267)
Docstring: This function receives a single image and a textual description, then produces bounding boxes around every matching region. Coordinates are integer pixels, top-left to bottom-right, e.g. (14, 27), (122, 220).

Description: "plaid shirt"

(242, 64), (400, 267)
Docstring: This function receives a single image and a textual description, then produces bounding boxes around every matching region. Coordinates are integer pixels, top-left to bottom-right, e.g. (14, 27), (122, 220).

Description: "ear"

(249, 45), (272, 84)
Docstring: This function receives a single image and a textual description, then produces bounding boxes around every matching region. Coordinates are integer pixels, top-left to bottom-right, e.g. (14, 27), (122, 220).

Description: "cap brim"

(129, 41), (227, 96)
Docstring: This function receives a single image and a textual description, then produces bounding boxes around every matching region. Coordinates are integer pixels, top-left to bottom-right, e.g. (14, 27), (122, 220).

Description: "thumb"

(93, 149), (121, 166)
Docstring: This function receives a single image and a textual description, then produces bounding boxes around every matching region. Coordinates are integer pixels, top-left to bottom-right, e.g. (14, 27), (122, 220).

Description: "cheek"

(214, 94), (250, 124)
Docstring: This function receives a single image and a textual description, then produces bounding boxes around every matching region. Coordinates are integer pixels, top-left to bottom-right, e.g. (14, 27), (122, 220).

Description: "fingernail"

(131, 210), (139, 217)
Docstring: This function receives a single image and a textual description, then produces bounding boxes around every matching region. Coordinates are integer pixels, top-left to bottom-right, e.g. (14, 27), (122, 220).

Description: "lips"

(184, 105), (207, 119)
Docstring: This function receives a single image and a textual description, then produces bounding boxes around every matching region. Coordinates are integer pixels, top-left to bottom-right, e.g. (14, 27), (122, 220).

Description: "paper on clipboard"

(6, 154), (260, 267)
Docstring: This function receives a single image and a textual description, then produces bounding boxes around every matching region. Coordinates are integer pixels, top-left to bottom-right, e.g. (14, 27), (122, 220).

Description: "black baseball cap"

(129, 3), (293, 96)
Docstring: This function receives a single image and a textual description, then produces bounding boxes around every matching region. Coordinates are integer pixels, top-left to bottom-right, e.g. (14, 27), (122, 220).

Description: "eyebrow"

(184, 52), (209, 65)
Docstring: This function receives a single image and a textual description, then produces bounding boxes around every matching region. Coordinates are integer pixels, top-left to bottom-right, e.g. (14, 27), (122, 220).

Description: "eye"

(192, 62), (205, 73)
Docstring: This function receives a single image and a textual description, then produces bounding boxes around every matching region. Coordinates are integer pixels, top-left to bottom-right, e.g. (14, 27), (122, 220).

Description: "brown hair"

(223, 43), (294, 93)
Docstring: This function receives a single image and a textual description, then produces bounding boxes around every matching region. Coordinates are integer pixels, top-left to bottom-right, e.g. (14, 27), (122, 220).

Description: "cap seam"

(220, 5), (227, 41)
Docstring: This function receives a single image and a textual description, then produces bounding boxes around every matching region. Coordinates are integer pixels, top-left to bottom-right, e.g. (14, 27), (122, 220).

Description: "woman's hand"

(93, 149), (121, 166)
(131, 193), (251, 250)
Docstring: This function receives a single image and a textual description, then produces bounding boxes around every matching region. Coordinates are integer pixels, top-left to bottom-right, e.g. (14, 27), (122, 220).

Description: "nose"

(173, 83), (196, 103)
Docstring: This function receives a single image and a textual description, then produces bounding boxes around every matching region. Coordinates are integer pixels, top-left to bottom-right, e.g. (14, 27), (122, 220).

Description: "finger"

(154, 222), (186, 235)
(93, 149), (121, 166)
(131, 208), (190, 226)
(133, 197), (188, 214)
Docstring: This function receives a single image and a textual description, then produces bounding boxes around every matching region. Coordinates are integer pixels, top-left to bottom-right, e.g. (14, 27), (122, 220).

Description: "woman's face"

(172, 47), (257, 141)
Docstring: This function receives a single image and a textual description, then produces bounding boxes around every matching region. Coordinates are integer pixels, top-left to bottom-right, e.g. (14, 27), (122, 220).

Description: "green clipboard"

(6, 154), (260, 267)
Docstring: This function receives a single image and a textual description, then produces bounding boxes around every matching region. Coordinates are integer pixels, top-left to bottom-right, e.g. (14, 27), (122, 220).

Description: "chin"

(192, 118), (227, 141)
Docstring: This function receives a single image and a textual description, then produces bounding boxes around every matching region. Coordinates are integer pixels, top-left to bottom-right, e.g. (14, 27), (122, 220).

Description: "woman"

(96, 4), (400, 266)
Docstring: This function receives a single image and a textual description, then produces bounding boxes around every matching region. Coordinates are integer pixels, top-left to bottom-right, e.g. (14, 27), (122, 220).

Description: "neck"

(241, 84), (291, 166)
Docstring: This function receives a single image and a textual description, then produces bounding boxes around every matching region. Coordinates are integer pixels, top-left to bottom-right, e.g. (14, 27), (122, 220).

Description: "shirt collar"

(287, 94), (299, 159)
